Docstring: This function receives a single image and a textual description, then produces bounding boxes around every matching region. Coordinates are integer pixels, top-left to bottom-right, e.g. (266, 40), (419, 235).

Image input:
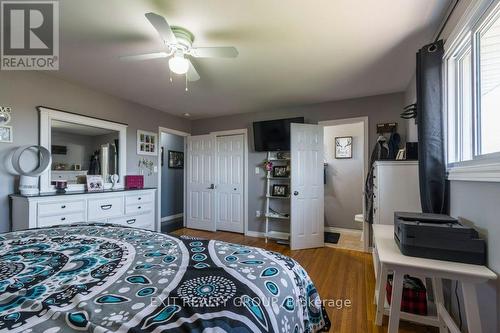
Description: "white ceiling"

(54, 0), (451, 119)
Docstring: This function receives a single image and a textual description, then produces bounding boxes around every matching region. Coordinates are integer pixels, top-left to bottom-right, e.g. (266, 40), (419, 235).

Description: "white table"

(373, 225), (496, 333)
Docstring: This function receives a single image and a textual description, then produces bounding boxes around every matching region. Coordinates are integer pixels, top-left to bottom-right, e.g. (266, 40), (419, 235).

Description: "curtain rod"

(434, 0), (461, 43)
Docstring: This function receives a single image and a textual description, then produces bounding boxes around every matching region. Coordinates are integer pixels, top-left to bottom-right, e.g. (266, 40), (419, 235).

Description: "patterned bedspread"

(0, 224), (330, 332)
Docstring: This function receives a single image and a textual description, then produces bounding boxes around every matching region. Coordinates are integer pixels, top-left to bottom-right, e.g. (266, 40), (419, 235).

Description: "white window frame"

(445, 0), (500, 182)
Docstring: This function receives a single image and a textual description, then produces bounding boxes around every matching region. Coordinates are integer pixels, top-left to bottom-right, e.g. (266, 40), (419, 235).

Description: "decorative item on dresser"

(9, 188), (157, 232)
(125, 175), (144, 189)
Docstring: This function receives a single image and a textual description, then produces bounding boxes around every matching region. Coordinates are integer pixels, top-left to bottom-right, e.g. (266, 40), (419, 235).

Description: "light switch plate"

(255, 167), (260, 175)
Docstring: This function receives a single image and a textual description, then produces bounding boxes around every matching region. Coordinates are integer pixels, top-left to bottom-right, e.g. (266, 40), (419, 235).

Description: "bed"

(0, 223), (331, 332)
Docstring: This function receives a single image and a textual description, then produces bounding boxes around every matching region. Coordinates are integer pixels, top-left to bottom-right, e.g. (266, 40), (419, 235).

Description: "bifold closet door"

(215, 134), (244, 233)
(290, 123), (324, 250)
(186, 134), (216, 231)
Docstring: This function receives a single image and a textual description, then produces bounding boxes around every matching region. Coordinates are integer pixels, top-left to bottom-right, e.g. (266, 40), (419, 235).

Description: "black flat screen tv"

(253, 117), (304, 151)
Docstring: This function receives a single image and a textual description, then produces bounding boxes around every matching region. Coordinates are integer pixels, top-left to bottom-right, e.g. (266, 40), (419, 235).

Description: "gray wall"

(191, 92), (406, 233)
(160, 132), (184, 219)
(51, 131), (95, 170)
(0, 71), (190, 233)
(449, 181), (500, 333)
(324, 122), (364, 230)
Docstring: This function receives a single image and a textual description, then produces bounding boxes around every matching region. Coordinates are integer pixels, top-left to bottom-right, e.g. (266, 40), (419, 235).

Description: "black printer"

(394, 212), (486, 265)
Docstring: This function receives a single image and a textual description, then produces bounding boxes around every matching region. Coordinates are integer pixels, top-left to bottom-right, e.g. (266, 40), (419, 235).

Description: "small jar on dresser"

(9, 188), (157, 232)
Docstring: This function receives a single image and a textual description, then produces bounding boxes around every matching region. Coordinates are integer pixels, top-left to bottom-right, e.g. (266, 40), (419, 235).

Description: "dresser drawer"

(125, 192), (153, 205)
(38, 211), (86, 227)
(125, 202), (153, 215)
(38, 200), (85, 217)
(108, 213), (154, 230)
(88, 196), (124, 220)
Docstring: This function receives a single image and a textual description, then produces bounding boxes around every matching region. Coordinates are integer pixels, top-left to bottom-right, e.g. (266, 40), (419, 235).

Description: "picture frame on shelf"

(86, 175), (104, 192)
(272, 184), (289, 197)
(272, 165), (289, 178)
(168, 150), (184, 169)
(137, 130), (157, 156)
(335, 136), (353, 159)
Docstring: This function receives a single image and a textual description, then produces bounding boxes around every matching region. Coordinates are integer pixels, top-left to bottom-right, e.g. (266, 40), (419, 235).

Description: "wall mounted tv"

(253, 117), (304, 151)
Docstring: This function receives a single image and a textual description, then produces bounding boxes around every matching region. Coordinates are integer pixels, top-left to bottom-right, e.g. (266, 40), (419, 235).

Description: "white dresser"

(372, 161), (421, 224)
(10, 188), (157, 231)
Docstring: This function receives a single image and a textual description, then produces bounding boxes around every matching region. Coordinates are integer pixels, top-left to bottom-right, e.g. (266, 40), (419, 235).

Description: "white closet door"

(216, 134), (244, 233)
(186, 134), (216, 231)
(290, 123), (324, 250)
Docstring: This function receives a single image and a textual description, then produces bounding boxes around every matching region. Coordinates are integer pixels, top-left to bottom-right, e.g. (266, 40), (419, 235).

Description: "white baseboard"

(325, 226), (362, 236)
(245, 231), (265, 238)
(161, 213), (183, 223)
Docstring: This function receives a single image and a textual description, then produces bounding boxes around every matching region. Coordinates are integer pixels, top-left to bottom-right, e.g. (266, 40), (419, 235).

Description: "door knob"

(293, 191), (299, 196)
(207, 184), (215, 189)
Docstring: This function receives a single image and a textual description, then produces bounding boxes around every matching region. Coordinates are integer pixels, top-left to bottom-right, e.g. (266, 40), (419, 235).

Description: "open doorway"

(157, 127), (189, 233)
(320, 117), (368, 252)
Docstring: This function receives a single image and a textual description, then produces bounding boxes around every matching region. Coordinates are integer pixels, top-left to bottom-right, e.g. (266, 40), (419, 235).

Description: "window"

(477, 7), (500, 155)
(445, 0), (500, 180)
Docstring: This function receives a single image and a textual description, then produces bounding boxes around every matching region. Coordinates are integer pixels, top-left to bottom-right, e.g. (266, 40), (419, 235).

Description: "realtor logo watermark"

(1, 0), (59, 70)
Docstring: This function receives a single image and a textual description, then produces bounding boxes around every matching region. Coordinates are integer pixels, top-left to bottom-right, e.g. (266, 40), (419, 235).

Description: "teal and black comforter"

(0, 223), (330, 332)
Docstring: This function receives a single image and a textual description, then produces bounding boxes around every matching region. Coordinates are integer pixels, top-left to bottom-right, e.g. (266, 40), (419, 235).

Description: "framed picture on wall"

(137, 130), (157, 156)
(168, 150), (184, 169)
(335, 136), (353, 159)
(0, 125), (13, 143)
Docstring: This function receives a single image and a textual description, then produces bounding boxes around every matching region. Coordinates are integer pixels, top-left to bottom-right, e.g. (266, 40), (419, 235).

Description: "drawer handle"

(138, 206), (142, 209)
(138, 197), (142, 200)
(61, 205), (66, 209)
(126, 219), (136, 224)
(61, 217), (66, 221)
(100, 204), (112, 210)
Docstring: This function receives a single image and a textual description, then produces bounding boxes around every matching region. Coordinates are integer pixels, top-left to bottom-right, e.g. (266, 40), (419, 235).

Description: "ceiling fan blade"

(119, 52), (169, 61)
(190, 47), (238, 58)
(187, 60), (200, 82)
(145, 12), (177, 44)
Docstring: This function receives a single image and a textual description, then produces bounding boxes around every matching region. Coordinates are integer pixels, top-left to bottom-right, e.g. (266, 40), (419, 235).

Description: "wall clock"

(335, 136), (352, 159)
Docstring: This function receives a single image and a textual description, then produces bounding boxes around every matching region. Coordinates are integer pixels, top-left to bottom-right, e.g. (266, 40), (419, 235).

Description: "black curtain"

(416, 40), (448, 214)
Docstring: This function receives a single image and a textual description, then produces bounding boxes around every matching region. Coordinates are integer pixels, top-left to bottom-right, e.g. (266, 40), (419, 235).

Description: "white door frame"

(157, 127), (190, 232)
(318, 116), (369, 252)
(210, 129), (249, 235)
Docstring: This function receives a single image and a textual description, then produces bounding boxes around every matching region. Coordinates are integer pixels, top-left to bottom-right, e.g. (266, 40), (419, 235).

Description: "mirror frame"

(38, 106), (127, 193)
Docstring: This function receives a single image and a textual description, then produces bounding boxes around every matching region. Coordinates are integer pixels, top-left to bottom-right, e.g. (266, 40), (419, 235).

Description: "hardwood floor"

(172, 228), (437, 333)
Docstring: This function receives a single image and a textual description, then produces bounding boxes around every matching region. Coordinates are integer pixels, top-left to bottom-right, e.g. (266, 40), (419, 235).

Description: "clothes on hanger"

(364, 136), (390, 224)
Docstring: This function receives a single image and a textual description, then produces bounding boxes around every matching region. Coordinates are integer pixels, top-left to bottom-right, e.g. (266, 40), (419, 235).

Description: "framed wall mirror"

(39, 107), (127, 193)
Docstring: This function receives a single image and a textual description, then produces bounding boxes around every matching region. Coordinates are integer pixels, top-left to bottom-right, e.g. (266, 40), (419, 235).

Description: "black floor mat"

(324, 232), (340, 244)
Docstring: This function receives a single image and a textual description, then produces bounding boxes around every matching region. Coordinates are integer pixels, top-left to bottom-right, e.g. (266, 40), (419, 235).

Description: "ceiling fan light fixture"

(168, 54), (189, 75)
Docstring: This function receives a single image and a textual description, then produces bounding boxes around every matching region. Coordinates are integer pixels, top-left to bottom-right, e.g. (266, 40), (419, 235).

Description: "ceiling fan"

(120, 12), (239, 83)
